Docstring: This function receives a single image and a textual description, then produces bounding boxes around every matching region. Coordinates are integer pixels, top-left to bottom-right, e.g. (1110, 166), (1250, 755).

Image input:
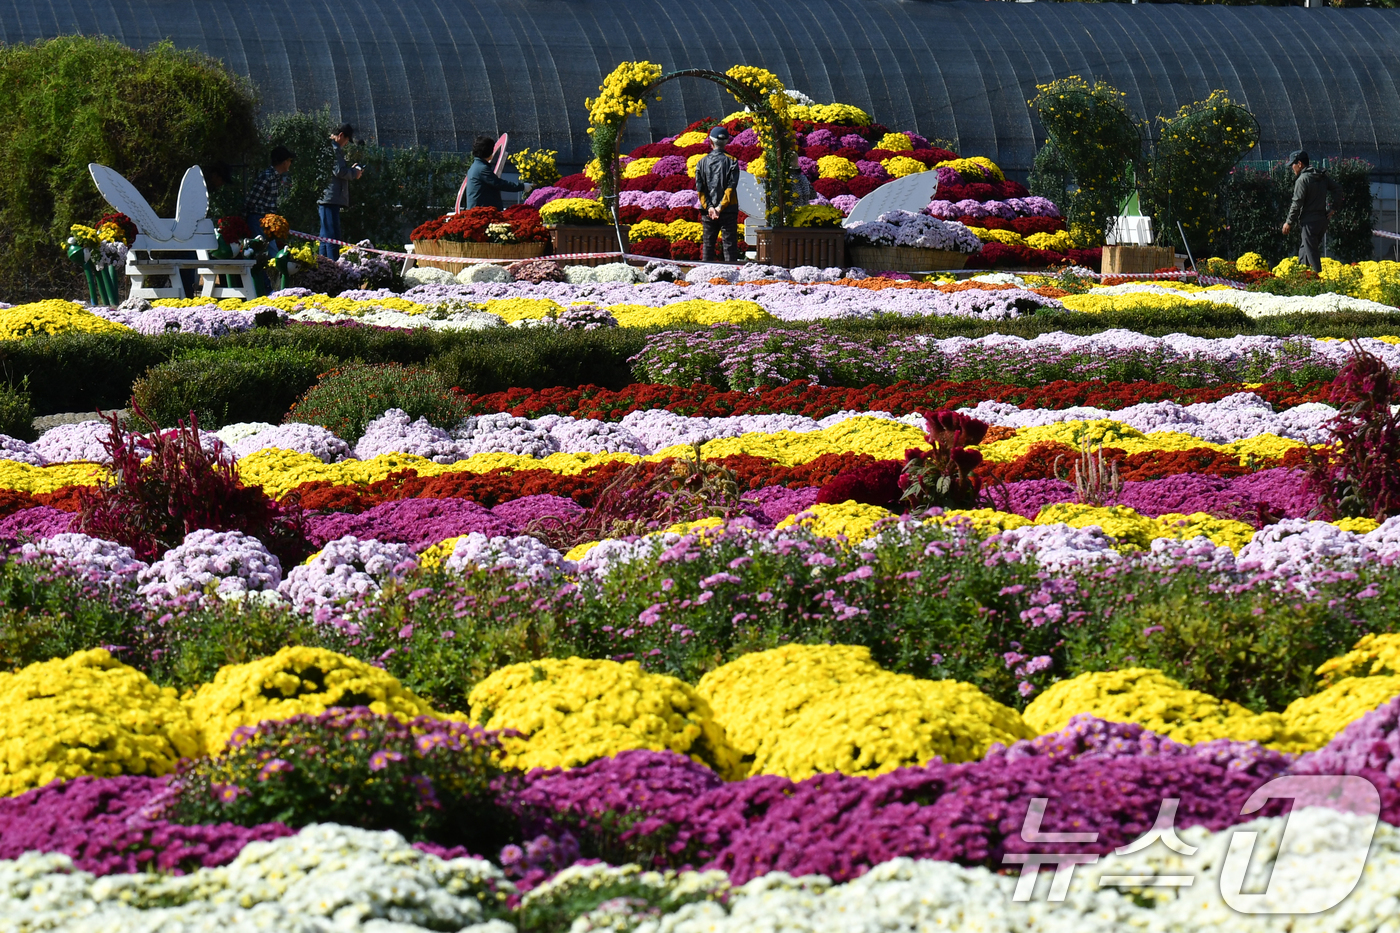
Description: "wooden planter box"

(548, 225), (629, 266)
(846, 245), (969, 273)
(411, 238), (548, 272)
(1102, 245), (1174, 276)
(756, 227), (844, 269)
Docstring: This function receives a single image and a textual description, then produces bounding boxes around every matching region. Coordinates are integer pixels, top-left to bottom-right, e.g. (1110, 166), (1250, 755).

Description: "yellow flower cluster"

(185, 646), (440, 754)
(816, 155), (859, 181)
(1025, 669), (1304, 749)
(288, 241), (317, 266)
(775, 501), (896, 544)
(0, 649), (200, 796)
(607, 299), (771, 328)
(0, 461), (104, 494)
(586, 60), (664, 131)
(789, 204), (846, 229)
(1283, 676), (1400, 749)
(96, 222), (127, 244)
(1060, 292), (1222, 316)
(929, 508), (1033, 534)
(481, 297), (565, 323)
(673, 130), (710, 147)
(968, 227), (1025, 246)
(977, 417), (1305, 467)
(468, 658), (744, 779)
(1316, 257), (1400, 304)
(1035, 503), (1257, 552)
(699, 645), (1033, 779)
(0, 300), (132, 341)
(787, 102), (871, 125)
(876, 132), (914, 152)
(539, 198), (608, 226)
(629, 219), (704, 243)
(1026, 230), (1075, 252)
(621, 157), (661, 179)
(882, 156), (928, 179)
(154, 294), (428, 316)
(1317, 633), (1400, 686)
(1235, 252), (1270, 272)
(934, 157), (1005, 183)
(68, 224), (100, 249)
(507, 148), (561, 187)
(684, 152), (707, 178)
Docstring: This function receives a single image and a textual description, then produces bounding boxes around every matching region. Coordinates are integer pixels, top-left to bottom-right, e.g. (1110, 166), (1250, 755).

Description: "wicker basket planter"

(548, 225), (629, 266)
(755, 227), (844, 269)
(1102, 245), (1173, 276)
(845, 245), (970, 273)
(411, 238), (548, 271)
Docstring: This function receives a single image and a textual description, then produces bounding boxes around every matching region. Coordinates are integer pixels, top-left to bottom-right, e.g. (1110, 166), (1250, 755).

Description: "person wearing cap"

(245, 145), (295, 241)
(1282, 150), (1342, 273)
(695, 125), (741, 262)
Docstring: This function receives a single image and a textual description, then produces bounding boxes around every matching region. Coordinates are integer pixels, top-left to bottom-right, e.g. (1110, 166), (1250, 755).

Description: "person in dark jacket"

(317, 124), (362, 258)
(465, 135), (527, 209)
(1282, 150), (1342, 273)
(695, 125), (740, 262)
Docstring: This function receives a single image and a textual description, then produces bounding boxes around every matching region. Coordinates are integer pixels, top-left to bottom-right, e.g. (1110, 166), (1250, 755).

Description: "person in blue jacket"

(465, 135), (529, 209)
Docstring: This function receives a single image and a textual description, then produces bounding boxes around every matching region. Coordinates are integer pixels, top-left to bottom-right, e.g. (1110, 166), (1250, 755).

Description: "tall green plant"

(1141, 91), (1260, 256)
(1029, 77), (1141, 244)
(1221, 166), (1291, 264)
(1327, 158), (1376, 263)
(0, 37), (258, 300)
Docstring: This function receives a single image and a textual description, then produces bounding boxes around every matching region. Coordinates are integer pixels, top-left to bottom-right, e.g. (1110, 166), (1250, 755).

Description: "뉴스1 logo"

(1002, 774), (1381, 915)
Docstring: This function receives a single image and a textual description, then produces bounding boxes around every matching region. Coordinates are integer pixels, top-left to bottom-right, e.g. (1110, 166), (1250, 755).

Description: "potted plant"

(410, 206), (549, 268)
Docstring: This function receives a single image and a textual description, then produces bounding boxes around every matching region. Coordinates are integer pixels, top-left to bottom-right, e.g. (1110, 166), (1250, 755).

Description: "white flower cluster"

(536, 415), (648, 455)
(456, 263), (511, 284)
(0, 435), (46, 466)
(32, 421), (113, 464)
(138, 529), (283, 600)
(844, 210), (982, 253)
(19, 533), (145, 588)
(959, 391), (1339, 445)
(789, 266), (846, 284)
(684, 264), (739, 284)
(230, 422), (353, 463)
(633, 809), (1400, 933)
(990, 522), (1122, 572)
(454, 413), (561, 459)
(1238, 518), (1380, 577)
(0, 823), (514, 933)
(280, 535), (417, 613)
(355, 409), (465, 464)
(444, 533), (574, 581)
(736, 264), (792, 283)
(1092, 281), (1400, 319)
(402, 265), (457, 286)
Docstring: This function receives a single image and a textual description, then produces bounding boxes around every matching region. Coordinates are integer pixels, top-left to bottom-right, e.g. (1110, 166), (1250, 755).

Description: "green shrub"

(166, 708), (518, 850)
(286, 362), (467, 441)
(130, 346), (330, 428)
(0, 379), (35, 441)
(0, 37), (257, 300)
(431, 328), (646, 394)
(1328, 158), (1377, 264)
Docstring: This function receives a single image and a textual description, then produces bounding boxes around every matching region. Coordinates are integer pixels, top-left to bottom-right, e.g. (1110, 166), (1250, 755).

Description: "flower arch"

(586, 62), (797, 241)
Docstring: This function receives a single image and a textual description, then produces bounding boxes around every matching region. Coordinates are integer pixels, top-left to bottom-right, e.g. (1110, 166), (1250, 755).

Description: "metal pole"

(1176, 220), (1197, 273)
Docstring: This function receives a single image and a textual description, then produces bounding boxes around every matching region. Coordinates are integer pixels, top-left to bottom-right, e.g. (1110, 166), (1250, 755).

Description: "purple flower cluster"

(305, 495), (581, 550)
(991, 470), (1316, 523)
(91, 304), (273, 336)
(0, 776), (293, 874)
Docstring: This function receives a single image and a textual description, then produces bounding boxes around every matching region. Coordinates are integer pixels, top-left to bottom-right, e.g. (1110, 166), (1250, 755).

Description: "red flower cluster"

(215, 215), (252, 243)
(461, 379), (1330, 422)
(936, 180), (1030, 202)
(410, 206), (547, 243)
(965, 216), (1066, 236)
(816, 460), (904, 512)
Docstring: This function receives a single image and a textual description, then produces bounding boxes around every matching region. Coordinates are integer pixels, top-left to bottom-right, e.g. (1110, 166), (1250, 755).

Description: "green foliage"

(165, 707), (518, 850)
(0, 378), (34, 441)
(0, 37), (258, 300)
(1029, 77), (1142, 244)
(0, 558), (143, 672)
(431, 328), (646, 395)
(286, 362), (468, 441)
(1085, 594), (1351, 713)
(130, 345), (330, 428)
(1328, 158), (1377, 263)
(1141, 91), (1261, 256)
(261, 108), (469, 246)
(1221, 166), (1291, 264)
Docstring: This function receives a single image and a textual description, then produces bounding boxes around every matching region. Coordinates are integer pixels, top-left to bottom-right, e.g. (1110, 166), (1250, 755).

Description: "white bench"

(126, 220), (257, 300)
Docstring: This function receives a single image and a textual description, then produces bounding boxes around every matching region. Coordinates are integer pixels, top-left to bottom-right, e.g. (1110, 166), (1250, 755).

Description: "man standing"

(695, 126), (740, 262)
(245, 145), (295, 239)
(318, 124), (362, 258)
(1282, 150), (1342, 273)
(465, 135), (526, 209)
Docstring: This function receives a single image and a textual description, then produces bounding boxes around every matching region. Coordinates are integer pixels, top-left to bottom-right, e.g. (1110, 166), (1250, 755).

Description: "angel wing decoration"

(88, 164), (170, 240)
(492, 133), (509, 177)
(170, 166), (208, 242)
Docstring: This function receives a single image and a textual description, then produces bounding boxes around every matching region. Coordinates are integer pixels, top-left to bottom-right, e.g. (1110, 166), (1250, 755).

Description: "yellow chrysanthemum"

(0, 649), (200, 796)
(468, 658), (743, 779)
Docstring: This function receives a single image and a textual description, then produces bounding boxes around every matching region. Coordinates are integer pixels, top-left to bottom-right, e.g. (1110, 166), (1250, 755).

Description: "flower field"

(8, 90), (1400, 930)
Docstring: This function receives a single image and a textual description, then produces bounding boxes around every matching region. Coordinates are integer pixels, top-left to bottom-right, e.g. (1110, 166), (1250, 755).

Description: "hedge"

(6, 309), (1400, 418)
